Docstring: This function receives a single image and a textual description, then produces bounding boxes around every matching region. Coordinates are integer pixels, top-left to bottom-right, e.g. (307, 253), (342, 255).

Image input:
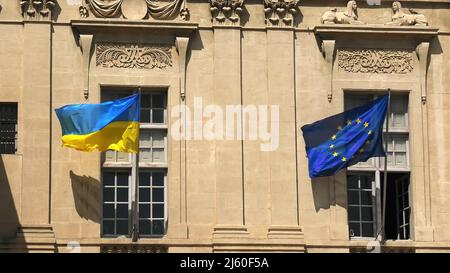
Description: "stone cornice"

(314, 24), (439, 42)
(71, 19), (198, 36)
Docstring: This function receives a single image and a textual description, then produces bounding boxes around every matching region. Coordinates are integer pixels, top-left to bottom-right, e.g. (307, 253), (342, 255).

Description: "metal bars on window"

(0, 103), (17, 154)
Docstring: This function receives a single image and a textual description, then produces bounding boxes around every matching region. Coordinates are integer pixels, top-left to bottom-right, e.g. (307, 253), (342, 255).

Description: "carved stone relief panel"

(96, 43), (173, 70)
(81, 0), (189, 20)
(337, 49), (414, 74)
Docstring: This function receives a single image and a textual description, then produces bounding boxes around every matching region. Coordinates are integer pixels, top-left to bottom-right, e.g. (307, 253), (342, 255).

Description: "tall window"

(0, 103), (18, 154)
(345, 93), (411, 240)
(101, 90), (167, 237)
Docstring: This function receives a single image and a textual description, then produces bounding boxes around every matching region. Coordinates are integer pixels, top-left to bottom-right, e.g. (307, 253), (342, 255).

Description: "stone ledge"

(314, 24), (439, 42)
(71, 19), (198, 36)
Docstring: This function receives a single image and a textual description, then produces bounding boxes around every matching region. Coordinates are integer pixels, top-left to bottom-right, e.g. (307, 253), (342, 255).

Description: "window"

(347, 173), (376, 238)
(0, 103), (18, 154)
(345, 93), (411, 240)
(101, 90), (168, 238)
(102, 171), (130, 236)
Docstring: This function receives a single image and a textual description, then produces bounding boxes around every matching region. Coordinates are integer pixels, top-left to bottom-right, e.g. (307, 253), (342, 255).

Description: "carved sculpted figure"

(386, 1), (428, 26)
(321, 1), (364, 25)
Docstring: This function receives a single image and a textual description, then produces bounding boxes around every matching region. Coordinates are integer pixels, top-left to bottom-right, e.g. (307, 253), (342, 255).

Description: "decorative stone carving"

(386, 1), (428, 26)
(337, 49), (413, 74)
(321, 40), (336, 102)
(210, 0), (244, 24)
(79, 5), (89, 18)
(321, 1), (364, 25)
(83, 0), (189, 20)
(85, 0), (123, 18)
(146, 0), (188, 20)
(416, 42), (430, 103)
(263, 0), (299, 27)
(122, 0), (147, 19)
(96, 43), (173, 69)
(20, 0), (57, 19)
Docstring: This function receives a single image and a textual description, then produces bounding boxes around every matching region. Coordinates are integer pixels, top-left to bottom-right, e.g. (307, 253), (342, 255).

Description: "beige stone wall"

(0, 0), (449, 252)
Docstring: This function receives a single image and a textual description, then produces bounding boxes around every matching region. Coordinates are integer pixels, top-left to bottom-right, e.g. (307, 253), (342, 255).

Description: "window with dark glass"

(345, 93), (411, 240)
(101, 89), (167, 238)
(0, 103), (17, 154)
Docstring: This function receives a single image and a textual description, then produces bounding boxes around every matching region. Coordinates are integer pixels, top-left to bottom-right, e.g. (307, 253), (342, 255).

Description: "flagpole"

(132, 88), (141, 242)
(381, 89), (392, 243)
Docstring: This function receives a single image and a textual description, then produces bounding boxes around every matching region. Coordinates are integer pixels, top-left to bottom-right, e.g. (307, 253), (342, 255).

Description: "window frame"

(100, 89), (168, 238)
(344, 92), (411, 241)
(0, 102), (18, 155)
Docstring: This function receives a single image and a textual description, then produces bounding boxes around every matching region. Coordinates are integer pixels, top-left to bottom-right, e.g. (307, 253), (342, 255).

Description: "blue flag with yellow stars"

(301, 95), (388, 178)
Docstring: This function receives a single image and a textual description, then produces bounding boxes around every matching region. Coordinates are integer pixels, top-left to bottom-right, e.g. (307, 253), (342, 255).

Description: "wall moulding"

(314, 24), (438, 103)
(70, 19), (198, 36)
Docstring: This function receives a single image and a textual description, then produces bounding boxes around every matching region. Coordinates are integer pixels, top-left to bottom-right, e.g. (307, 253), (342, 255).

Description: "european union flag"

(301, 95), (388, 178)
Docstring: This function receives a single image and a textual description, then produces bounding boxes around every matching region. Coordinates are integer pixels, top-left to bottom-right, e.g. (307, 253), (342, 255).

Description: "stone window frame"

(100, 88), (168, 238)
(344, 92), (412, 241)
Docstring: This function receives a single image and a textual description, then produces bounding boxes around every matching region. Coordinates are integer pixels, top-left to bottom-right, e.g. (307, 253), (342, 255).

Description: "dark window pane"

(360, 191), (372, 206)
(139, 220), (151, 235)
(152, 220), (165, 235)
(349, 223), (360, 237)
(139, 188), (151, 202)
(403, 193), (409, 208)
(116, 220), (129, 235)
(152, 94), (165, 108)
(152, 109), (164, 123)
(140, 109), (150, 123)
(117, 172), (129, 186)
(116, 204), (129, 219)
(103, 172), (114, 186)
(152, 204), (164, 218)
(103, 204), (115, 218)
(139, 204), (151, 218)
(139, 172), (151, 186)
(141, 95), (151, 108)
(103, 188), (115, 202)
(117, 188), (128, 202)
(347, 175), (358, 189)
(405, 225), (410, 239)
(102, 220), (115, 235)
(361, 207), (373, 222)
(405, 208), (411, 225)
(152, 172), (164, 186)
(152, 188), (164, 203)
(360, 176), (372, 189)
(348, 206), (360, 221)
(347, 191), (359, 205)
(362, 223), (374, 237)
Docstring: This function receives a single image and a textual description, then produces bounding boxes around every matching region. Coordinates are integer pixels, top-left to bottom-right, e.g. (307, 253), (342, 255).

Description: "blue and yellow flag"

(55, 94), (140, 153)
(301, 95), (388, 178)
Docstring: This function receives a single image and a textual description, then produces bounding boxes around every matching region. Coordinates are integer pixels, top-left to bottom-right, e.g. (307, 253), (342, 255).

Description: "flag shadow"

(69, 170), (101, 224)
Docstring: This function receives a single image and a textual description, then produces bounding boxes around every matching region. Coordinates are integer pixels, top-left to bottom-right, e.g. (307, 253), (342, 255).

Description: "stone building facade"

(0, 0), (449, 253)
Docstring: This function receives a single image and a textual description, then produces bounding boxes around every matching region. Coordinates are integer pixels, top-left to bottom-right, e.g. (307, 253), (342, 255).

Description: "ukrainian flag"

(55, 93), (140, 153)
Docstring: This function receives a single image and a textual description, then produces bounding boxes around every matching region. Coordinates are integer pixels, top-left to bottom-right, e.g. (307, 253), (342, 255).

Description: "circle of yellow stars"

(329, 117), (373, 163)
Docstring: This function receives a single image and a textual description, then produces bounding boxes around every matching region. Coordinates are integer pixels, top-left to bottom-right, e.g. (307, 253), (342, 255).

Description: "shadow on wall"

(69, 170), (101, 224)
(0, 156), (20, 240)
(311, 171), (347, 213)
